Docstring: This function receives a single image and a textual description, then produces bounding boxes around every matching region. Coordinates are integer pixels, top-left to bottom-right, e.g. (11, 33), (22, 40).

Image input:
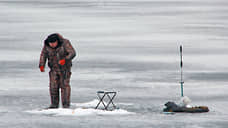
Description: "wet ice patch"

(116, 103), (134, 106)
(25, 108), (134, 116)
(0, 107), (9, 114)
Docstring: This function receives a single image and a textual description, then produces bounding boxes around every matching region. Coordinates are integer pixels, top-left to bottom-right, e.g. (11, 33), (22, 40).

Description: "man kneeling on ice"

(39, 33), (76, 108)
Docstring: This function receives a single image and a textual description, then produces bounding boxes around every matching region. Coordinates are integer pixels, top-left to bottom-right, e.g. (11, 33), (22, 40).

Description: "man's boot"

(49, 87), (59, 109)
(48, 95), (59, 109)
(61, 85), (71, 108)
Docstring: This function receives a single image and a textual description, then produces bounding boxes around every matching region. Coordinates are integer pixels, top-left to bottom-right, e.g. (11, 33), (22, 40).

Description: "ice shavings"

(71, 99), (100, 108)
(25, 108), (134, 116)
(25, 99), (135, 116)
(71, 99), (134, 108)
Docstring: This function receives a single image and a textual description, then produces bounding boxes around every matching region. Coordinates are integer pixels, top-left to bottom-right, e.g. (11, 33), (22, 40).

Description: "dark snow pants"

(49, 70), (71, 108)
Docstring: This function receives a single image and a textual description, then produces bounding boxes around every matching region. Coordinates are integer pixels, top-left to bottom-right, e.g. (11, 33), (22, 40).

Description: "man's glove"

(59, 59), (66, 66)
(40, 66), (45, 72)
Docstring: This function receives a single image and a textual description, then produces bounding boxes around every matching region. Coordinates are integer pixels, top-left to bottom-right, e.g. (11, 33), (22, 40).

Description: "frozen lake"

(0, 0), (228, 128)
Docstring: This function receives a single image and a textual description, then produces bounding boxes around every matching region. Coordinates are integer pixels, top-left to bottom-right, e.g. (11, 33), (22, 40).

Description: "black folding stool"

(95, 91), (117, 110)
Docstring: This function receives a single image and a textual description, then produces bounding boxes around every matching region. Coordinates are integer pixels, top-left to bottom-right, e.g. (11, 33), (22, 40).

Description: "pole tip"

(180, 45), (183, 53)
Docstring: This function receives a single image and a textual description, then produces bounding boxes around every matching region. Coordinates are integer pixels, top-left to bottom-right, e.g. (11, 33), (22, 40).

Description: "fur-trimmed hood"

(44, 33), (64, 48)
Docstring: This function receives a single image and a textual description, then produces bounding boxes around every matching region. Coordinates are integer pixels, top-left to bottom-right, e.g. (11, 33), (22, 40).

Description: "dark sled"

(163, 101), (209, 113)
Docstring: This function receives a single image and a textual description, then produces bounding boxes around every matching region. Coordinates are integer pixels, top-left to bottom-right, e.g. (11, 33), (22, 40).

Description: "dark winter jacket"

(39, 34), (76, 72)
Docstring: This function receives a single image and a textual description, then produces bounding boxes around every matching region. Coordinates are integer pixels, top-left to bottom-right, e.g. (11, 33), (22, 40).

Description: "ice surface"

(72, 99), (101, 107)
(1, 0), (228, 128)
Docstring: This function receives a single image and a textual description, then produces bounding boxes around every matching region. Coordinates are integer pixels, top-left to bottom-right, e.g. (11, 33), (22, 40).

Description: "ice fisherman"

(39, 33), (76, 108)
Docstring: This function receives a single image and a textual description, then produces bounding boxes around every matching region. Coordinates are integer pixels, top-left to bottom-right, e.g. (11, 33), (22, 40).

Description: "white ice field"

(0, 0), (228, 128)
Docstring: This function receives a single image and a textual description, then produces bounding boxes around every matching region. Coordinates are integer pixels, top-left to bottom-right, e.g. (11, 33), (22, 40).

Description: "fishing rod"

(180, 45), (184, 97)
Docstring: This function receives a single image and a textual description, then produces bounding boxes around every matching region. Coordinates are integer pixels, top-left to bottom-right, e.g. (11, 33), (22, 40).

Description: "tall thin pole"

(180, 45), (184, 97)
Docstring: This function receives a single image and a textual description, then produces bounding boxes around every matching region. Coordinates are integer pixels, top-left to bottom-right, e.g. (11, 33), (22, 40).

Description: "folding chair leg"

(105, 93), (116, 110)
(95, 94), (106, 109)
(110, 93), (117, 108)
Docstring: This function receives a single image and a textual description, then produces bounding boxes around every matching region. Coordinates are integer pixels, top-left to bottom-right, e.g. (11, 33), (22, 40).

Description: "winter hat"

(47, 33), (59, 43)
